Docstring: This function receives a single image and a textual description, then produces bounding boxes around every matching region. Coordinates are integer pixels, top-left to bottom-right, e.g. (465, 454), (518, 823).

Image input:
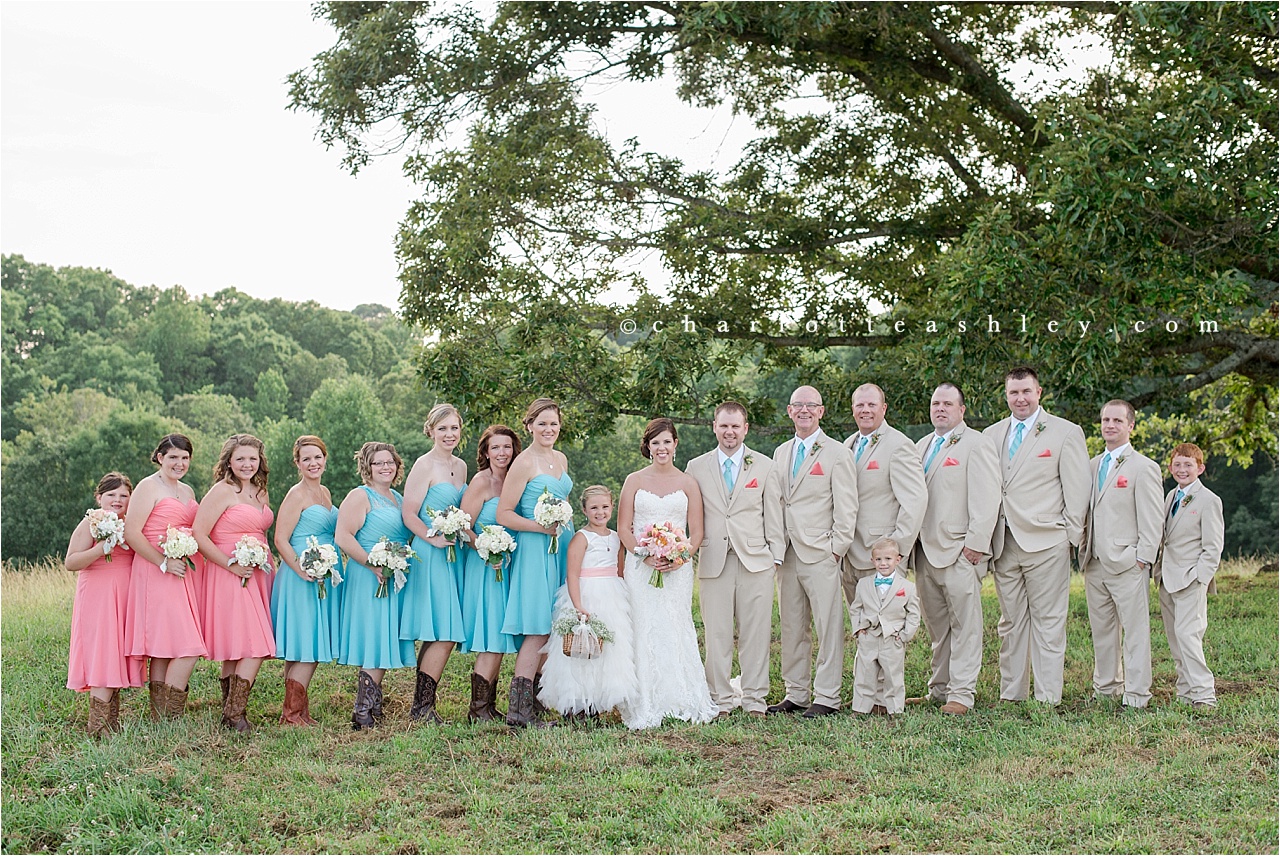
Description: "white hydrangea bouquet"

(427, 505), (472, 563)
(299, 535), (342, 600)
(229, 534), (274, 587)
(551, 606), (614, 659)
(158, 525), (199, 576)
(473, 524), (517, 582)
(85, 508), (129, 561)
(367, 536), (416, 598)
(533, 489), (573, 553)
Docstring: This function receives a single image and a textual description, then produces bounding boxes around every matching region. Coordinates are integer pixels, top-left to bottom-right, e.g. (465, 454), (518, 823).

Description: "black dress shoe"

(801, 704), (838, 718)
(766, 699), (805, 715)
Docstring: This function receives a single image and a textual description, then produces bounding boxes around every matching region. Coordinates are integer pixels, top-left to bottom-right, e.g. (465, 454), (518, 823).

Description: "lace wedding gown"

(619, 488), (717, 729)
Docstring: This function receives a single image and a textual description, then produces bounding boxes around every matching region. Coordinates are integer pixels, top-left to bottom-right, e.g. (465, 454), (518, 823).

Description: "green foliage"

(249, 369), (291, 426)
(291, 1), (1276, 460)
(302, 376), (391, 496)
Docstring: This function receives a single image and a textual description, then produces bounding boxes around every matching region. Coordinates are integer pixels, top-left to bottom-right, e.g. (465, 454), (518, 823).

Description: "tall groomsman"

(1081, 400), (1164, 709)
(765, 385), (858, 718)
(688, 401), (783, 717)
(913, 382), (1001, 715)
(840, 383), (927, 603)
(983, 367), (1090, 705)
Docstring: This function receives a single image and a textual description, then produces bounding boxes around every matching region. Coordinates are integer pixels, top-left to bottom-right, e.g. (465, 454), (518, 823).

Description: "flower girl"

(539, 485), (636, 720)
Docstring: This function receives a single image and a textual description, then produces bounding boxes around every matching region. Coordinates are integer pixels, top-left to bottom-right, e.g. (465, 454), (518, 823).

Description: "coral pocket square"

(1116, 476), (1129, 488)
(894, 590), (906, 597)
(1037, 449), (1053, 458)
(867, 460), (880, 470)
(809, 462), (824, 476)
(744, 478), (759, 489)
(942, 457), (960, 467)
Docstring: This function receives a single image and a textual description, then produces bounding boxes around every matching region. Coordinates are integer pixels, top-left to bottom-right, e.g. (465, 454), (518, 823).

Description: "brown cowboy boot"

(409, 671), (445, 724)
(352, 670), (377, 730)
(107, 689), (122, 733)
(468, 673), (496, 723)
(299, 681), (319, 726)
(222, 675), (253, 734)
(148, 680), (169, 722)
(87, 695), (112, 738)
(165, 684), (189, 719)
(280, 678), (310, 726)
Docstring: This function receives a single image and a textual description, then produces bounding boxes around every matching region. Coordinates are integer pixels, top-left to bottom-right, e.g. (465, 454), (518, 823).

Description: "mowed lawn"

(2, 558), (1276, 854)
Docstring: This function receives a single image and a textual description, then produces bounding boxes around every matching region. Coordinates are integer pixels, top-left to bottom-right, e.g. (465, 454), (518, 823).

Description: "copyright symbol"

(619, 319), (637, 335)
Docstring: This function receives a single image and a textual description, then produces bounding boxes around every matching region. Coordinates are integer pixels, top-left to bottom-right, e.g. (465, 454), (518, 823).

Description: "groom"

(688, 401), (784, 717)
(766, 385), (858, 718)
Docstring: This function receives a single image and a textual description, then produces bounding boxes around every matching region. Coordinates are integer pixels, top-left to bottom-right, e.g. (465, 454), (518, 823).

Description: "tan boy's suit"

(688, 445), (783, 714)
(841, 423), (928, 601)
(983, 409), (1090, 704)
(849, 569), (920, 714)
(1155, 479), (1224, 705)
(913, 423), (1001, 707)
(1081, 446), (1164, 707)
(766, 429), (858, 709)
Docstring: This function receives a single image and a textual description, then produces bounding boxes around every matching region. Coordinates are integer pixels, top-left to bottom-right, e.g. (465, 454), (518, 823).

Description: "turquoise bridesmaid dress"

(501, 472), (573, 637)
(399, 482), (467, 645)
(270, 504), (339, 663)
(459, 496), (519, 654)
(337, 487), (416, 669)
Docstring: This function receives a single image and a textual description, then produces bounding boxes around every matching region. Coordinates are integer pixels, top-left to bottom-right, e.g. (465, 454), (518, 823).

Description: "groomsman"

(1081, 399), (1164, 709)
(687, 401), (783, 717)
(840, 383), (927, 603)
(765, 385), (858, 718)
(983, 367), (1090, 705)
(912, 382), (1001, 715)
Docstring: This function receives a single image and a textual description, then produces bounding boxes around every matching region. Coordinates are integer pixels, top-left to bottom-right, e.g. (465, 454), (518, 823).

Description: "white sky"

(1, 1), (753, 313)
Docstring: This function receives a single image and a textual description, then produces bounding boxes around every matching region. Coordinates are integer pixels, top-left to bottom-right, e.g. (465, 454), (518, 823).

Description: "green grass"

(3, 558), (1276, 854)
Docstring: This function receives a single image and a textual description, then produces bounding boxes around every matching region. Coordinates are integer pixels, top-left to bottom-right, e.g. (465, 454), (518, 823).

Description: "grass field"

(2, 557), (1276, 854)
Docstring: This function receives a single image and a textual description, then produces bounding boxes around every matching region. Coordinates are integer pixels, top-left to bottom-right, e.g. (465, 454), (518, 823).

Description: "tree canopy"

(290, 1), (1277, 457)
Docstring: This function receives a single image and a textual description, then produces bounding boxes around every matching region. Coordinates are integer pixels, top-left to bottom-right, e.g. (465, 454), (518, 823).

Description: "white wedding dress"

(619, 488), (718, 730)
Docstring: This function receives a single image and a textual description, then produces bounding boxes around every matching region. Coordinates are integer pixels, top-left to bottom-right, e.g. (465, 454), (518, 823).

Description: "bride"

(616, 418), (718, 729)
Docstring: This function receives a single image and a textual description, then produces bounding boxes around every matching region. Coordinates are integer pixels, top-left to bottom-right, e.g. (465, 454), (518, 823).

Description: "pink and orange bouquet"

(158, 525), (199, 576)
(85, 508), (128, 561)
(229, 534), (274, 587)
(634, 521), (695, 588)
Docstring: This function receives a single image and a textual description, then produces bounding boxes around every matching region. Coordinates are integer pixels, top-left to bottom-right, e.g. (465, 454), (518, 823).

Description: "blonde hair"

(423, 403), (462, 435)
(213, 433), (269, 494)
(580, 484), (613, 511)
(870, 537), (901, 557)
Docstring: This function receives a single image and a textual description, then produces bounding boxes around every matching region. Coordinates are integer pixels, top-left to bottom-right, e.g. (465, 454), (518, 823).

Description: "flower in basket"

(634, 521), (695, 588)
(229, 534), (274, 587)
(474, 524), (517, 582)
(533, 489), (573, 553)
(157, 525), (199, 576)
(299, 535), (342, 600)
(85, 508), (129, 561)
(551, 605), (614, 659)
(367, 535), (417, 598)
(426, 505), (472, 563)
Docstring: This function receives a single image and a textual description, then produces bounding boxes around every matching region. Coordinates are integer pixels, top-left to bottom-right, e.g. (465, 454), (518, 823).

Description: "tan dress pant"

(1083, 561), (1152, 707)
(851, 630), (906, 714)
(992, 535), (1070, 704)
(700, 551), (776, 714)
(1158, 579), (1216, 704)
(916, 552), (985, 707)
(777, 547), (844, 709)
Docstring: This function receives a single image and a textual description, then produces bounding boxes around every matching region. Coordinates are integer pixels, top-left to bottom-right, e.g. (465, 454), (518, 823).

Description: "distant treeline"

(1, 255), (1274, 562)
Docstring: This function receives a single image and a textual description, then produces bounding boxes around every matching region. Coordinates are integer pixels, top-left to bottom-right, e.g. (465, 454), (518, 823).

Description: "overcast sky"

(1, 1), (752, 313)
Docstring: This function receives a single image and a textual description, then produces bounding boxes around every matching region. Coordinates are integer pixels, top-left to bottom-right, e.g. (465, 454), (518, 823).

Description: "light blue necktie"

(1009, 422), (1025, 460)
(1171, 489), (1184, 518)
(723, 458), (735, 492)
(924, 435), (945, 473)
(1097, 452), (1112, 492)
(855, 435), (869, 463)
(791, 440), (807, 478)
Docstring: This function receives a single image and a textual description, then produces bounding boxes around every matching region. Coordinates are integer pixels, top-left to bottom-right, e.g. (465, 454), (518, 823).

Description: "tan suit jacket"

(841, 423), (927, 569)
(849, 570), (921, 641)
(983, 410), (1090, 556)
(1155, 480), (1224, 593)
(767, 429), (858, 563)
(688, 446), (782, 576)
(1082, 448), (1164, 573)
(914, 422), (1001, 569)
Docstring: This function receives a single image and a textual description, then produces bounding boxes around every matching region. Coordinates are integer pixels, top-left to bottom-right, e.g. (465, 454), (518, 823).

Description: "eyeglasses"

(789, 402), (822, 411)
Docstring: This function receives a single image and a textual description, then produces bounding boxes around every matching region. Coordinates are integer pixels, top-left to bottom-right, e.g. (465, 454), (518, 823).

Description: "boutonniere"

(744, 455), (754, 468)
(811, 441), (824, 454)
(1115, 454), (1127, 467)
(1181, 493), (1194, 509)
(946, 435), (961, 448)
(869, 433), (881, 447)
(1035, 422), (1047, 436)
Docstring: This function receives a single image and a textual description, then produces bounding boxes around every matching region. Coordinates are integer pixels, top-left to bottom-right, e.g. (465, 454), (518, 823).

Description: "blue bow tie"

(874, 575), (895, 586)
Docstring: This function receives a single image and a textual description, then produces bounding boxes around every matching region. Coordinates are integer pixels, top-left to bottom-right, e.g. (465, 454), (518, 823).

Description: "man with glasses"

(765, 386), (858, 718)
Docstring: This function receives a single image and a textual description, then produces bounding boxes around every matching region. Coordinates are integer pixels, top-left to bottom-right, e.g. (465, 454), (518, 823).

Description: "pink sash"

(580, 565), (617, 579)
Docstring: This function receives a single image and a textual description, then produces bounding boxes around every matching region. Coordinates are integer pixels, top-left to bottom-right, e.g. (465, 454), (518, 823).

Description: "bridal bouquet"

(367, 536), (416, 598)
(635, 521), (695, 588)
(427, 505), (472, 563)
(533, 489), (573, 553)
(551, 606), (614, 659)
(229, 534), (274, 587)
(158, 525), (199, 576)
(299, 535), (343, 600)
(85, 509), (128, 561)
(473, 524), (517, 582)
